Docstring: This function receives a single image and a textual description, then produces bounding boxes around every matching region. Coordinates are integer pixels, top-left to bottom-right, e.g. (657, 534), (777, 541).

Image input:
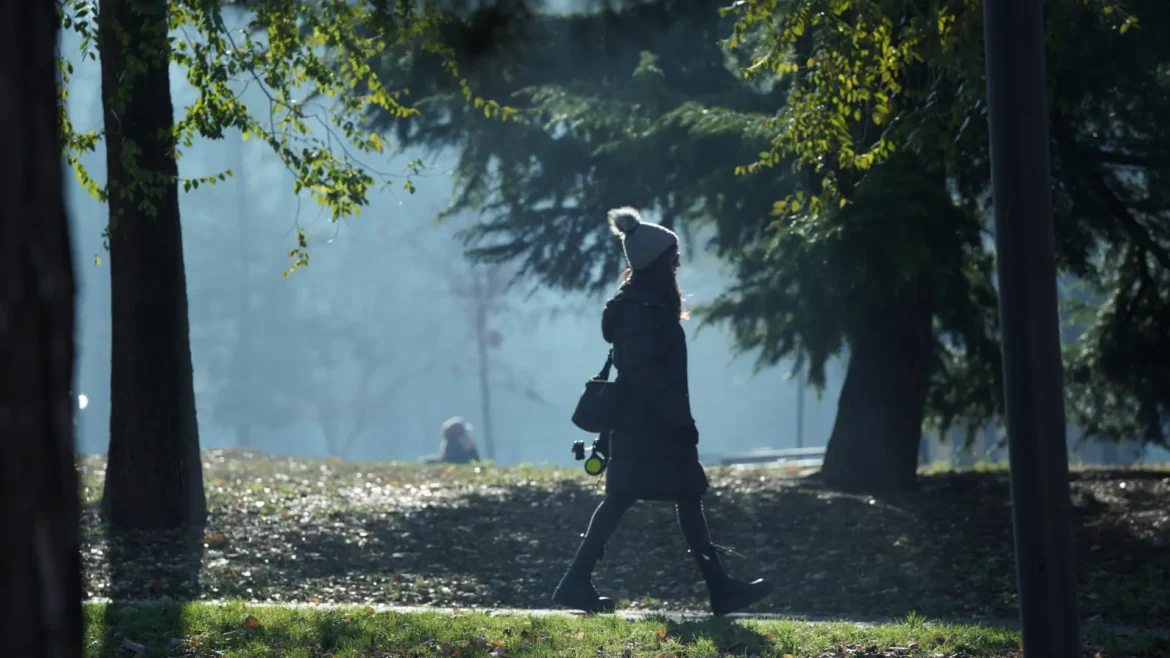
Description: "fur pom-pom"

(606, 207), (643, 237)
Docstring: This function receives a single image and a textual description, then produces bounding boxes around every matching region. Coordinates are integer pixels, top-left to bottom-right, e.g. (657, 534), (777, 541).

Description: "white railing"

(710, 446), (827, 467)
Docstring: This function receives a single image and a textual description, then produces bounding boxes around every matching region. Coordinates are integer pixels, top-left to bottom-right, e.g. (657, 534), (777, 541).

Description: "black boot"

(692, 545), (773, 616)
(552, 541), (616, 613)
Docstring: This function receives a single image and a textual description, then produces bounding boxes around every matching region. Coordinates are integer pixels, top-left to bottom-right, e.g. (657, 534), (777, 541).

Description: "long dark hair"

(618, 244), (689, 320)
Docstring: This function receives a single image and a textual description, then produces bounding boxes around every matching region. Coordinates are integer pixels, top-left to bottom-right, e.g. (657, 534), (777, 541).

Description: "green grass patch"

(83, 602), (1037, 658)
(83, 602), (1170, 657)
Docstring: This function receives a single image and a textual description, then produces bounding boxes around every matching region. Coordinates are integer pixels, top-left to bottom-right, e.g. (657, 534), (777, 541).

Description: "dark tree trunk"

(99, 0), (206, 530)
(820, 288), (935, 493)
(0, 0), (84, 654)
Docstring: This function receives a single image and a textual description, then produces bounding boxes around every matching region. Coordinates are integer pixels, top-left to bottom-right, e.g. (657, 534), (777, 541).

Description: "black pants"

(570, 493), (712, 572)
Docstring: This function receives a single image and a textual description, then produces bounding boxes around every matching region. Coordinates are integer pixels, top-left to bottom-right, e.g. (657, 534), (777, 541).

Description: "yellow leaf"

(94, 255), (102, 266)
(655, 628), (668, 639)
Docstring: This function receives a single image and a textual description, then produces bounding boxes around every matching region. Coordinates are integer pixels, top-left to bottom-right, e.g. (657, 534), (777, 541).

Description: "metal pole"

(795, 379), (804, 449)
(982, 1), (1080, 656)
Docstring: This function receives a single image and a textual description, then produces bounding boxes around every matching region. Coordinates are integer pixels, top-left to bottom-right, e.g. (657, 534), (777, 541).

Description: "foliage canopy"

(368, 0), (1170, 447)
(56, 0), (519, 273)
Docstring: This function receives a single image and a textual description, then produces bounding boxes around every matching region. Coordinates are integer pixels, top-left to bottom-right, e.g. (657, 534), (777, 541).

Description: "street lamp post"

(982, 0), (1081, 655)
(795, 379), (804, 449)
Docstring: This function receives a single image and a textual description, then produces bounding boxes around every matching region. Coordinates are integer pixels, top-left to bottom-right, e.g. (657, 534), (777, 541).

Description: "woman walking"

(552, 207), (773, 615)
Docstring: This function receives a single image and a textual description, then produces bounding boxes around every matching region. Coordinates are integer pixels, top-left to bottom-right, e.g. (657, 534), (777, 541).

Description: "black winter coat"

(599, 283), (709, 502)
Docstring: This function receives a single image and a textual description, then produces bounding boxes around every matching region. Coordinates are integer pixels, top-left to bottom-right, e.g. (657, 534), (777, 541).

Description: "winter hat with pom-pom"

(607, 207), (679, 270)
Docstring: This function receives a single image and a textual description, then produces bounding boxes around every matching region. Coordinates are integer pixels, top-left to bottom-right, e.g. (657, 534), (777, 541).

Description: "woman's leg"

(675, 496), (713, 550)
(675, 496), (774, 615)
(553, 493), (635, 612)
(585, 493), (634, 540)
(566, 493), (634, 573)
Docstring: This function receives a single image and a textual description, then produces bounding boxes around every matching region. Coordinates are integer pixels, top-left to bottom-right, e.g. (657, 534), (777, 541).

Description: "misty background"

(61, 21), (845, 466)
(60, 8), (1167, 468)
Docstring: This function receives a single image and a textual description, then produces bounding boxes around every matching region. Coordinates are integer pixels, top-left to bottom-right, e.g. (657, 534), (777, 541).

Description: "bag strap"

(595, 349), (614, 381)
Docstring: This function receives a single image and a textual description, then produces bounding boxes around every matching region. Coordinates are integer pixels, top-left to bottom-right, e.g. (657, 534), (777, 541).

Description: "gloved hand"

(680, 423), (699, 446)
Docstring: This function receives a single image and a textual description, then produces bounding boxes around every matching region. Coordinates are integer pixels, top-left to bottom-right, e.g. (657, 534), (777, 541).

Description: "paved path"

(82, 599), (1165, 637)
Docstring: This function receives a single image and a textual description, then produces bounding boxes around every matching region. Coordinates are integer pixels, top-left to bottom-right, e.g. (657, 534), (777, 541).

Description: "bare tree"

(300, 317), (440, 459)
(403, 227), (562, 461)
(0, 0), (84, 654)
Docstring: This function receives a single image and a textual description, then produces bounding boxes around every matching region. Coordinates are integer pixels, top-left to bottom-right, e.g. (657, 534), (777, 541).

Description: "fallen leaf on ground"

(243, 615), (260, 629)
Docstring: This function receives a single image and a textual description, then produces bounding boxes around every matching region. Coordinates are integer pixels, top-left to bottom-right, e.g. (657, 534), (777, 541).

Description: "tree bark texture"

(0, 0), (85, 655)
(820, 287), (935, 493)
(98, 0), (207, 530)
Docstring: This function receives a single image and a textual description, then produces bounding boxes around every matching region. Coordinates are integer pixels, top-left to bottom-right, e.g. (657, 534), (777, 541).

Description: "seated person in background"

(421, 416), (481, 464)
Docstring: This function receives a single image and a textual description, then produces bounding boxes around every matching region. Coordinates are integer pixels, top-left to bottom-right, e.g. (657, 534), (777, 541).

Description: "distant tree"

(232, 136), (257, 448)
(403, 228), (553, 461)
(0, 0), (84, 653)
(294, 309), (441, 459)
(187, 197), (444, 458)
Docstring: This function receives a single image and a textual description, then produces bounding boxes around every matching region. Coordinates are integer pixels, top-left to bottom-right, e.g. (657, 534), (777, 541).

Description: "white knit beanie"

(606, 207), (679, 271)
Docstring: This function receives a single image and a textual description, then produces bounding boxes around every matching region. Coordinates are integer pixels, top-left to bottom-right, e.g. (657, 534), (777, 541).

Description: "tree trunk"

(820, 289), (934, 493)
(321, 408), (341, 457)
(0, 0), (84, 653)
(474, 300), (496, 461)
(99, 0), (206, 530)
(234, 137), (254, 448)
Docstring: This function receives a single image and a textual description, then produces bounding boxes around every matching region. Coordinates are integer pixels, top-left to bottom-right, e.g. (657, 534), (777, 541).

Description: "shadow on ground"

(80, 465), (1170, 629)
(662, 616), (776, 656)
(91, 515), (204, 657)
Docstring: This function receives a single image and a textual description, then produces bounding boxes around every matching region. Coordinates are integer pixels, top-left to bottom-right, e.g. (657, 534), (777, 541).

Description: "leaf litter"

(77, 451), (1169, 631)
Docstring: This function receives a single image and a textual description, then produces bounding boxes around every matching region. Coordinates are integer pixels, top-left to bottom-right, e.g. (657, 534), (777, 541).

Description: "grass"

(83, 601), (1165, 658)
(77, 450), (1170, 630)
